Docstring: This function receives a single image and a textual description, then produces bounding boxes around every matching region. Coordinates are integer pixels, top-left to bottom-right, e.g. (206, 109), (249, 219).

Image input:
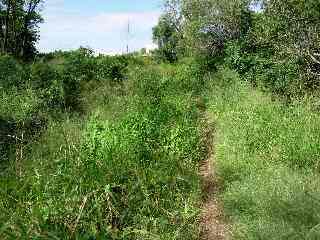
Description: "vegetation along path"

(1, 0), (320, 239)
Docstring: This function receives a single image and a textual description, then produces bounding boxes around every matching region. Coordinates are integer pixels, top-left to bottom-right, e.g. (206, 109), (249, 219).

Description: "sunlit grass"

(206, 67), (320, 239)
(0, 62), (204, 239)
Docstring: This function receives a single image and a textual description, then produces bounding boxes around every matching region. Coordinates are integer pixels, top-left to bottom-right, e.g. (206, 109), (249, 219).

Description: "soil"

(199, 114), (230, 240)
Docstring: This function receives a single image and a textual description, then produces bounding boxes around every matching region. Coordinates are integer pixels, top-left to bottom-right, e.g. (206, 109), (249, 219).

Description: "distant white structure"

(145, 43), (158, 55)
(94, 49), (118, 56)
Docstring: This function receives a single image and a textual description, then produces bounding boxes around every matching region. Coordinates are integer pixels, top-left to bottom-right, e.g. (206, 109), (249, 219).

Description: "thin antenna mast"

(126, 19), (130, 54)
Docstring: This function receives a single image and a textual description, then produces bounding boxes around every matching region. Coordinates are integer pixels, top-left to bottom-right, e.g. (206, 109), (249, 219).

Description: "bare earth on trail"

(199, 115), (230, 240)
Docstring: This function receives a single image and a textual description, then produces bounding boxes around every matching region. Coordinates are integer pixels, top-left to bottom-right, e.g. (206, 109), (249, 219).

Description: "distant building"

(145, 43), (158, 55)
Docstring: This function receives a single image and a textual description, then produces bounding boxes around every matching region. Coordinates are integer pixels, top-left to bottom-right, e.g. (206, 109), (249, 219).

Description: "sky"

(37, 0), (162, 54)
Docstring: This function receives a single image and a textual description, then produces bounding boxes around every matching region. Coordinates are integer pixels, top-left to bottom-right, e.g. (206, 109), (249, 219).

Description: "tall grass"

(206, 67), (320, 239)
(0, 62), (204, 239)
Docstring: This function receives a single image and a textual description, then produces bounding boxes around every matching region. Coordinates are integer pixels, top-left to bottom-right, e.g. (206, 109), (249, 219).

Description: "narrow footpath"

(199, 112), (230, 240)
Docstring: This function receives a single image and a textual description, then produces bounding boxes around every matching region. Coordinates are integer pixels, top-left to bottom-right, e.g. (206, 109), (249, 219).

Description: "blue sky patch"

(38, 0), (162, 54)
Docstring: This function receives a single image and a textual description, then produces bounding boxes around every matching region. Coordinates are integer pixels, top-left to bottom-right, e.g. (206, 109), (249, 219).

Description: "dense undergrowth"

(0, 49), (138, 165)
(1, 41), (320, 240)
(1, 0), (320, 239)
(0, 53), (207, 239)
(2, 50), (320, 239)
(206, 67), (320, 239)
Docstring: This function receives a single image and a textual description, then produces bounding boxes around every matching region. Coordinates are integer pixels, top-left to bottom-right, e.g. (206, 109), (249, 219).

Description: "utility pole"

(126, 19), (130, 54)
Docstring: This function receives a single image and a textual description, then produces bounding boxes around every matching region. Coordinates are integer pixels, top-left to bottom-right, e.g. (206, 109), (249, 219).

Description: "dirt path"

(199, 113), (230, 240)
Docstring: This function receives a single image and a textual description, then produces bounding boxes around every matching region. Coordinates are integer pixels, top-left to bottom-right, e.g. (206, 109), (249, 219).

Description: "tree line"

(153, 0), (320, 96)
(0, 0), (43, 60)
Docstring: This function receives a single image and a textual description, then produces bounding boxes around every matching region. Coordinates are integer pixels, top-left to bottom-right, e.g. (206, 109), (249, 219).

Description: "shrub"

(257, 59), (302, 97)
(0, 86), (40, 121)
(63, 47), (97, 82)
(0, 55), (25, 88)
(95, 55), (129, 81)
(30, 63), (65, 109)
(224, 41), (303, 97)
(225, 41), (256, 75)
(58, 48), (96, 110)
(0, 117), (16, 164)
(0, 85), (46, 167)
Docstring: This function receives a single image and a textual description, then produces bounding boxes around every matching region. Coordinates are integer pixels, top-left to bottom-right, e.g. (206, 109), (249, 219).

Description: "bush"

(256, 59), (302, 97)
(0, 85), (47, 166)
(0, 86), (40, 121)
(95, 55), (130, 81)
(62, 48), (97, 82)
(225, 41), (256, 75)
(55, 49), (134, 110)
(0, 117), (16, 164)
(224, 41), (303, 97)
(0, 55), (26, 88)
(30, 63), (65, 109)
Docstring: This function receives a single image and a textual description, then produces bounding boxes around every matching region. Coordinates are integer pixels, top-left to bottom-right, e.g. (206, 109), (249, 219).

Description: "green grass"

(0, 63), (204, 239)
(3, 57), (318, 239)
(206, 67), (320, 239)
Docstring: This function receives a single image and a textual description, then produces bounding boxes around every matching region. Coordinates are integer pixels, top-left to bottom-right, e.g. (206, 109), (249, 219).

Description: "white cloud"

(37, 2), (161, 54)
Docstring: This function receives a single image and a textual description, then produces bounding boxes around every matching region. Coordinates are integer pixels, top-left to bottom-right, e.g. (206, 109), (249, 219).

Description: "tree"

(152, 0), (186, 62)
(251, 0), (320, 82)
(152, 13), (181, 62)
(181, 0), (253, 57)
(0, 0), (43, 60)
(140, 48), (146, 55)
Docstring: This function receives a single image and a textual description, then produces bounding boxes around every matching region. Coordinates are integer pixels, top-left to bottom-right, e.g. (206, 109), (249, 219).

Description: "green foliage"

(0, 84), (45, 165)
(95, 54), (131, 81)
(0, 55), (25, 88)
(57, 48), (134, 110)
(153, 14), (181, 63)
(30, 62), (65, 109)
(206, 67), (320, 239)
(0, 117), (16, 164)
(0, 86), (40, 121)
(61, 48), (132, 82)
(2, 1), (320, 238)
(0, 0), (43, 60)
(0, 50), (144, 186)
(0, 48), (138, 113)
(166, 0), (319, 95)
(224, 40), (303, 97)
(180, 0), (252, 57)
(241, 0), (319, 94)
(224, 41), (253, 74)
(0, 61), (205, 239)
